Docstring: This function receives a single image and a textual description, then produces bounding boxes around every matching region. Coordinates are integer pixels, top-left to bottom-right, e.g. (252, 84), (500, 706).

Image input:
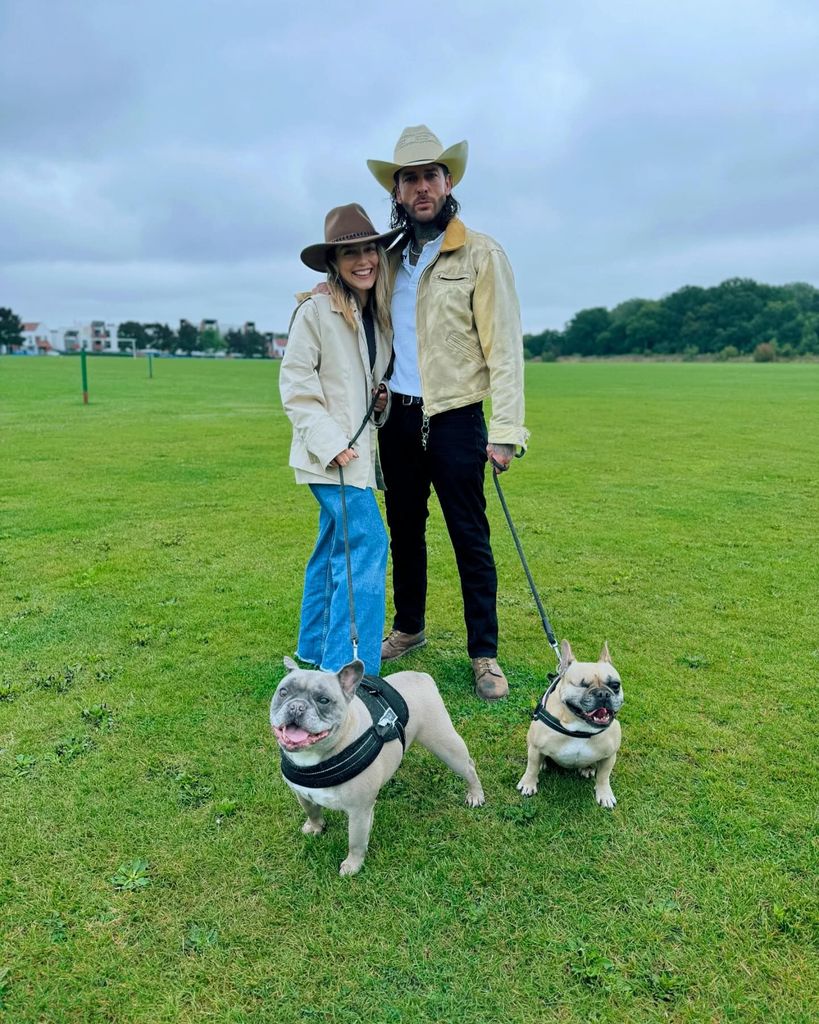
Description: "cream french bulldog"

(270, 657), (485, 875)
(516, 640), (624, 808)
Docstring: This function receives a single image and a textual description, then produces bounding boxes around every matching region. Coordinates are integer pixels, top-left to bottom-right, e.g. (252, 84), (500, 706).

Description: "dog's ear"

(337, 660), (365, 700)
(560, 639), (575, 670)
(283, 656), (298, 673)
(599, 642), (612, 664)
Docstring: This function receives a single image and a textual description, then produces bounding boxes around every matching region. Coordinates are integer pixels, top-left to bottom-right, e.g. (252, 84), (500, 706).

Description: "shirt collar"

(401, 230), (445, 267)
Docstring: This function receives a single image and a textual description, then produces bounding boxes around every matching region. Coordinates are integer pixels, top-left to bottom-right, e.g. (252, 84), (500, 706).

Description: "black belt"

(280, 675), (409, 788)
(394, 393), (423, 406)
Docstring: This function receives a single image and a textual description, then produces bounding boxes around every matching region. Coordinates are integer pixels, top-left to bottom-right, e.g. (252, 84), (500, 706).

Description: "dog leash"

(337, 385), (385, 661)
(490, 459), (561, 670)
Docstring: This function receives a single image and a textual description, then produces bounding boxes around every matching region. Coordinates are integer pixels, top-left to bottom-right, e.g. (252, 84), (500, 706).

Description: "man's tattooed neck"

(412, 223), (442, 245)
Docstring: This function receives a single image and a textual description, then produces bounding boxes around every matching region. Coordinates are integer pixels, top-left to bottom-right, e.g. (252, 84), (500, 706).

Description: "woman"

(279, 204), (401, 676)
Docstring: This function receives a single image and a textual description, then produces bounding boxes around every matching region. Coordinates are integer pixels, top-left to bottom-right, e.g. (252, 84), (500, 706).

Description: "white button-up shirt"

(389, 232), (444, 397)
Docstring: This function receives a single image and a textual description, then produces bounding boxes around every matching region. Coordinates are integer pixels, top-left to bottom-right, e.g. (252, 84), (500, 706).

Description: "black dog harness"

(532, 674), (615, 739)
(280, 675), (409, 788)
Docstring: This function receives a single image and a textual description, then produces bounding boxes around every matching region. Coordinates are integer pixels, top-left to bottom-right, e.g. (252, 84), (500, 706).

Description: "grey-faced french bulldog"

(516, 640), (624, 808)
(270, 657), (485, 875)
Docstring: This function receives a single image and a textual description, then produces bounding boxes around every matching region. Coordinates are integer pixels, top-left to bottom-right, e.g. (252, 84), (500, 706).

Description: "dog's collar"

(279, 675), (409, 788)
(532, 673), (615, 737)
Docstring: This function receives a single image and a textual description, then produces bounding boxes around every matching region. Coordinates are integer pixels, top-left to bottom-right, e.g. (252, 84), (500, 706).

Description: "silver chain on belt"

(420, 409), (430, 451)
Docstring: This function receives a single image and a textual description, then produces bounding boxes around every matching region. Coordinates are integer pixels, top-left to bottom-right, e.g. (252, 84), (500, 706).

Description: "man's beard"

(405, 203), (448, 234)
(390, 193), (459, 233)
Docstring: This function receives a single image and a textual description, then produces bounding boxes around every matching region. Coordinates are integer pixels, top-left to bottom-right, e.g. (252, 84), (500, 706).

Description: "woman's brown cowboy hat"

(367, 125), (468, 192)
(300, 204), (402, 272)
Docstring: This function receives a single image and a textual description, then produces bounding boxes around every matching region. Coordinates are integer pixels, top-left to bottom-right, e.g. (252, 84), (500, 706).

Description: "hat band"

(329, 230), (376, 243)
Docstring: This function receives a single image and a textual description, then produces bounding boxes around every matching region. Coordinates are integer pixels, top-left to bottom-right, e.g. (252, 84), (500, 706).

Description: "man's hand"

(330, 447), (358, 468)
(487, 443), (515, 473)
(373, 382), (388, 414)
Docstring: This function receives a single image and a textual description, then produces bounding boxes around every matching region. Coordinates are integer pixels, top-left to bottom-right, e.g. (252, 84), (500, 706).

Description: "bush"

(753, 342), (777, 362)
(681, 345), (699, 361)
(717, 345), (740, 361)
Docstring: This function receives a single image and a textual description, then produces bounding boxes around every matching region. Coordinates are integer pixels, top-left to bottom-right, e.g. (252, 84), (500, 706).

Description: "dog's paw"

(579, 766), (596, 779)
(595, 788), (617, 809)
(516, 776), (538, 797)
(301, 818), (326, 836)
(465, 789), (485, 808)
(339, 857), (364, 876)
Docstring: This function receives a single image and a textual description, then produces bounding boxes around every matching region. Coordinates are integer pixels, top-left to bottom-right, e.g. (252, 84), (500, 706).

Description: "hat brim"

(300, 226), (404, 273)
(367, 140), (468, 192)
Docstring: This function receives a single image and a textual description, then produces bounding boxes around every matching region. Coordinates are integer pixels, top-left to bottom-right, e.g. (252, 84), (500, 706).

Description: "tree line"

(0, 310), (274, 358)
(4, 277), (819, 361)
(524, 278), (819, 360)
(117, 321), (271, 358)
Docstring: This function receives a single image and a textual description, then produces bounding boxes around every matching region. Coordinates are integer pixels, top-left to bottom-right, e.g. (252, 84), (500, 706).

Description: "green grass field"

(1, 356), (817, 1023)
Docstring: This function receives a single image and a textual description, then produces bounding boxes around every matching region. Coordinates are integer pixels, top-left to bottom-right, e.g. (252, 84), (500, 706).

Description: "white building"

(266, 332), (288, 358)
(20, 322), (53, 353)
(60, 321), (122, 353)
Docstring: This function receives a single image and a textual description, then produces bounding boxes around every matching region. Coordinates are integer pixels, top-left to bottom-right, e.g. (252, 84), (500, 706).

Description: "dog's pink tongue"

(284, 726), (310, 743)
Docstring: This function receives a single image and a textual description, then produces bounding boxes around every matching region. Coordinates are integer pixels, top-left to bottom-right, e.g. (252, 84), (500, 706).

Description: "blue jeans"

(296, 483), (387, 676)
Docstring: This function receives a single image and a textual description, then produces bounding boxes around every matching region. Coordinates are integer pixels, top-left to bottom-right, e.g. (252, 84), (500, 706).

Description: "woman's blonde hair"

(326, 244), (393, 337)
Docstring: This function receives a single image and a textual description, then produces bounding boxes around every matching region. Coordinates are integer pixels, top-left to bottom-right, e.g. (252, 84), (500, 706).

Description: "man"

(367, 125), (528, 700)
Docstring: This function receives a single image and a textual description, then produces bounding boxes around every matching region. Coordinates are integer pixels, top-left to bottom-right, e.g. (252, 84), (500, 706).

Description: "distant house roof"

(23, 322), (40, 331)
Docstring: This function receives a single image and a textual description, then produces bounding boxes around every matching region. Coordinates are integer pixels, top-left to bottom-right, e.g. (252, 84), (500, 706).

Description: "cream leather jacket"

(279, 293), (392, 489)
(388, 218), (529, 449)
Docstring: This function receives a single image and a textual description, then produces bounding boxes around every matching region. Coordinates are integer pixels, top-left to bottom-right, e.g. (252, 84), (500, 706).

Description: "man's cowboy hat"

(367, 125), (468, 192)
(300, 204), (403, 272)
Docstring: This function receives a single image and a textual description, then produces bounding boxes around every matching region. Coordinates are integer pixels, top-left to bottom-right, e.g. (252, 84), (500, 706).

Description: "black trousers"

(379, 400), (498, 658)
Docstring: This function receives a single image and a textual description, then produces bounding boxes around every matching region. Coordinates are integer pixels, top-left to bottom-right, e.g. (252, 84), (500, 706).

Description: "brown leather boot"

(472, 657), (509, 700)
(381, 629), (427, 662)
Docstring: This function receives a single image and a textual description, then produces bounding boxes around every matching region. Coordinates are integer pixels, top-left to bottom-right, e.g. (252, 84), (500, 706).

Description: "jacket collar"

(293, 289), (353, 318)
(328, 291), (347, 316)
(440, 217), (466, 253)
(391, 218), (466, 261)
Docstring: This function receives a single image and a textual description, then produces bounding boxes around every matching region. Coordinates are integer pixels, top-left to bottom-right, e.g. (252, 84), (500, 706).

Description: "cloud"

(1, 0), (818, 332)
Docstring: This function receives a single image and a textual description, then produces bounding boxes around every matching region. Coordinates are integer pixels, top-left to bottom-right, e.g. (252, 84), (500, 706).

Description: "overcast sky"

(2, 0), (817, 334)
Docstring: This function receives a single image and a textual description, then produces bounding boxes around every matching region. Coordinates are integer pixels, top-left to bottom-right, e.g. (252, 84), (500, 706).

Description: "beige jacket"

(279, 293), (392, 489)
(389, 218), (529, 448)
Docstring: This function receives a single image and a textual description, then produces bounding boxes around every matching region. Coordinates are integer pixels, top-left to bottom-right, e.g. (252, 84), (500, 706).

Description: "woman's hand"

(373, 382), (388, 414)
(330, 447), (358, 468)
